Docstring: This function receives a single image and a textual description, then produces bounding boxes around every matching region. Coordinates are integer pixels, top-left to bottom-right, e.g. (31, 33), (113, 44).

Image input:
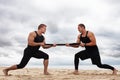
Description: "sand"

(0, 67), (120, 80)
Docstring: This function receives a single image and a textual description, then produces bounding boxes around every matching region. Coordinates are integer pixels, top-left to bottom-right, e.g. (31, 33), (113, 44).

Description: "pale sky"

(0, 0), (120, 67)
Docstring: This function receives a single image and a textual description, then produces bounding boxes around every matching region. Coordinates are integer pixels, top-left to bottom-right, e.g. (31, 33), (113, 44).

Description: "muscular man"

(3, 24), (56, 76)
(66, 23), (117, 75)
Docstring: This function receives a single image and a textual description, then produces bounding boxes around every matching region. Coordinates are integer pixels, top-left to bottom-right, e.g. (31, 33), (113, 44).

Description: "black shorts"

(77, 50), (101, 65)
(17, 48), (49, 69)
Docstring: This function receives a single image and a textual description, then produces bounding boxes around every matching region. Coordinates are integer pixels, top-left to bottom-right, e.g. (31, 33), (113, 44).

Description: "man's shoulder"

(78, 34), (81, 37)
(30, 31), (36, 34)
(29, 31), (36, 36)
(87, 31), (94, 36)
(87, 31), (93, 34)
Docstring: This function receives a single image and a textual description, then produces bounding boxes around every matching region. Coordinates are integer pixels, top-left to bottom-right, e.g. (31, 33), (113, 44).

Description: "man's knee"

(75, 53), (80, 59)
(95, 63), (102, 68)
(44, 54), (49, 60)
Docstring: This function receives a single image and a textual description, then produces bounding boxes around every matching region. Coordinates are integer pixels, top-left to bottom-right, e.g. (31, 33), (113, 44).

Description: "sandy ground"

(0, 67), (120, 80)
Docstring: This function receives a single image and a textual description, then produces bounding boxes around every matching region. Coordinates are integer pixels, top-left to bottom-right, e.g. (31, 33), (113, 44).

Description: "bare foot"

(112, 69), (118, 75)
(44, 72), (51, 75)
(3, 69), (8, 76)
(73, 70), (79, 75)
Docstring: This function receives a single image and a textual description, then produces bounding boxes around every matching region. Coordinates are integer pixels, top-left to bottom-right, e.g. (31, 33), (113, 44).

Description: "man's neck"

(82, 30), (86, 35)
(37, 30), (42, 35)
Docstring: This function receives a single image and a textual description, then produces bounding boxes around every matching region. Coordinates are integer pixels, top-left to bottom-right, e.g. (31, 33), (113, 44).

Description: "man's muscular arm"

(85, 31), (96, 46)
